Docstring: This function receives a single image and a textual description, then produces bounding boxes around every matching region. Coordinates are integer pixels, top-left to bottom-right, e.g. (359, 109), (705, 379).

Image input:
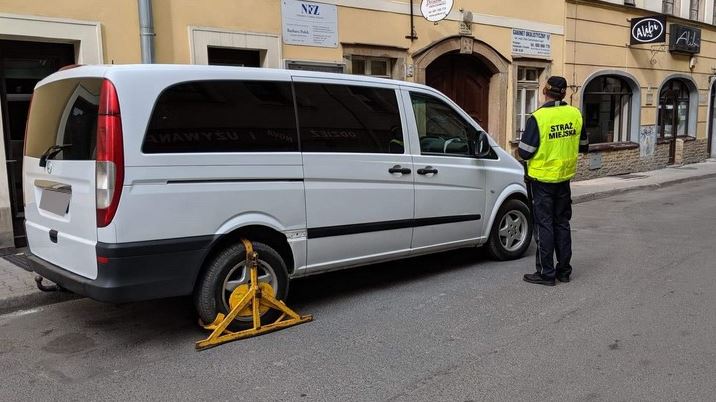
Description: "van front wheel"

(486, 199), (532, 261)
(194, 241), (289, 331)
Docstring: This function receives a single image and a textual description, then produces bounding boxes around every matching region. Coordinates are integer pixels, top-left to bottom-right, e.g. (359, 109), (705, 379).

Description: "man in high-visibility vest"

(518, 76), (589, 286)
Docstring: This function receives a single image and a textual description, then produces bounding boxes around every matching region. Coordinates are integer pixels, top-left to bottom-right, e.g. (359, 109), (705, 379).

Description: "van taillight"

(96, 79), (124, 228)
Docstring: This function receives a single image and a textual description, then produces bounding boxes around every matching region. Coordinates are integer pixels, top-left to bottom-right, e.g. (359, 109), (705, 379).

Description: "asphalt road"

(1, 179), (715, 401)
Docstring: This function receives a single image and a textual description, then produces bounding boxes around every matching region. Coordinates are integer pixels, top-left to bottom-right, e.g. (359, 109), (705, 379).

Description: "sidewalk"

(1, 158), (715, 313)
(571, 158), (716, 204)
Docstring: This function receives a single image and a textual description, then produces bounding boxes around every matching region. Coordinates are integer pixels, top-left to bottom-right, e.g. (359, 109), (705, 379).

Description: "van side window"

(410, 92), (477, 156)
(143, 81), (298, 153)
(294, 83), (404, 154)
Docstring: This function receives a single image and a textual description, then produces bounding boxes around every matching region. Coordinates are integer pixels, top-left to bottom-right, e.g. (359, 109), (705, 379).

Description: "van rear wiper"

(39, 144), (72, 168)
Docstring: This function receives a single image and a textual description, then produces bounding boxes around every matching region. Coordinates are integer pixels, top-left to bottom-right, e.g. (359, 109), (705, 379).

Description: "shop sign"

(669, 24), (701, 54)
(630, 16), (665, 45)
(281, 0), (338, 48)
(512, 29), (551, 58)
(420, 0), (454, 22)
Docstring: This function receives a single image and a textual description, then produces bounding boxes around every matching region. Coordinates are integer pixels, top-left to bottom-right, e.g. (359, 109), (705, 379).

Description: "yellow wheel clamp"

(196, 238), (312, 351)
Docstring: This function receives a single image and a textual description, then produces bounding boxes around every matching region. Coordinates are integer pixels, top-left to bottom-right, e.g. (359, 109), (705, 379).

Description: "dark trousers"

(528, 180), (573, 279)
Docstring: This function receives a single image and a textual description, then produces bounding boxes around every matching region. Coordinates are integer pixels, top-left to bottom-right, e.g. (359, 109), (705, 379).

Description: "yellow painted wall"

(566, 0), (716, 140)
(152, 0), (282, 63)
(0, 0), (141, 63)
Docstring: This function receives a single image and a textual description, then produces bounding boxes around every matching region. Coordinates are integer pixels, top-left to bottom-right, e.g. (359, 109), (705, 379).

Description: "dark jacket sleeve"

(579, 123), (589, 153)
(518, 116), (540, 160)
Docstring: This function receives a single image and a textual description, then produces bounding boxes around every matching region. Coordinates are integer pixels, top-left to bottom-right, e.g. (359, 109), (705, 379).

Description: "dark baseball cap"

(545, 76), (568, 95)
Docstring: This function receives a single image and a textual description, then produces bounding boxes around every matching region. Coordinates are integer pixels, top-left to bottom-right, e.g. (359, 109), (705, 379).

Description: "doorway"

(0, 39), (74, 247)
(425, 53), (491, 129)
(658, 79), (690, 164)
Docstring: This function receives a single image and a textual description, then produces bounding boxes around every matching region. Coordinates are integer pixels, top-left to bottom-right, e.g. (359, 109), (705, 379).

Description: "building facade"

(0, 0), (713, 247)
(568, 0), (716, 180)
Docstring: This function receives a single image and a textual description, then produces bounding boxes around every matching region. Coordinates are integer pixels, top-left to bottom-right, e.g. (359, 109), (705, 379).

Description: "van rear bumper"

(26, 235), (216, 303)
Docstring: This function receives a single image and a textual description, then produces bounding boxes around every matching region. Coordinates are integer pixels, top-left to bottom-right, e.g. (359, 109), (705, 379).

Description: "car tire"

(486, 199), (532, 261)
(194, 241), (289, 331)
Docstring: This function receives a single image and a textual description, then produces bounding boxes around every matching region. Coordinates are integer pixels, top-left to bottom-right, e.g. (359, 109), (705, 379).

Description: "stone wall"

(682, 139), (709, 165)
(573, 139), (710, 181)
(508, 138), (710, 181)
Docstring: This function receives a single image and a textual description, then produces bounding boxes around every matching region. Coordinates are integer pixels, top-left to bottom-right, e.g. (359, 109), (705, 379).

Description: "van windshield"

(25, 78), (102, 160)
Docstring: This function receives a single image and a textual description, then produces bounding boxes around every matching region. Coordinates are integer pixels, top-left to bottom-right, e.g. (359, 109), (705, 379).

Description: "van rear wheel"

(486, 199), (532, 261)
(194, 241), (289, 331)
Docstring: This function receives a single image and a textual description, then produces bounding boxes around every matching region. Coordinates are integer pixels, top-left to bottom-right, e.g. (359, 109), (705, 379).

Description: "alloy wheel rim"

(498, 210), (528, 252)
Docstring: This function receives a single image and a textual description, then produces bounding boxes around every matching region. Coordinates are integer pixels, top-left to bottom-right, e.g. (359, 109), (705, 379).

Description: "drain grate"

(3, 253), (36, 272)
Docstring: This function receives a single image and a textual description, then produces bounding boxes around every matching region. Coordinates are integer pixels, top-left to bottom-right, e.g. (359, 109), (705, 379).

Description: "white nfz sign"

(420, 0), (454, 22)
(282, 0), (338, 48)
(512, 29), (551, 58)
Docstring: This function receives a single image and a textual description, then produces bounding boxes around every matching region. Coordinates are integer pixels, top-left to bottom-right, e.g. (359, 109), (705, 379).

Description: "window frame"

(515, 66), (542, 141)
(658, 79), (691, 139)
(350, 56), (393, 79)
(582, 75), (634, 145)
(663, 0), (676, 14)
(690, 0), (700, 19)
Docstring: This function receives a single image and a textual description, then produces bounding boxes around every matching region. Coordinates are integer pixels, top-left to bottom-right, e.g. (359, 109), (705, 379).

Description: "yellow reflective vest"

(527, 105), (583, 183)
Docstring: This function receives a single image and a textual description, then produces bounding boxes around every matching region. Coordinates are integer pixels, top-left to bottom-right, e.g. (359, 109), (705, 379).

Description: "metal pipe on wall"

(138, 0), (155, 63)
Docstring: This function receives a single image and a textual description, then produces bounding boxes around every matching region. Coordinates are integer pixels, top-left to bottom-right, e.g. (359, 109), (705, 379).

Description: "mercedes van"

(23, 65), (531, 327)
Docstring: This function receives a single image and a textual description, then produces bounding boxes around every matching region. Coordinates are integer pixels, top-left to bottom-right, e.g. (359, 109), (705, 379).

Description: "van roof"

(37, 64), (433, 92)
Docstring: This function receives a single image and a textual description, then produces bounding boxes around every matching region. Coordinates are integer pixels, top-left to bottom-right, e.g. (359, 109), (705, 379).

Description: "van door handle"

(417, 166), (438, 175)
(388, 165), (411, 175)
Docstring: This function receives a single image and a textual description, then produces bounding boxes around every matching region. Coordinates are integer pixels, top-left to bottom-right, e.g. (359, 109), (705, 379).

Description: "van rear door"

(23, 78), (103, 280)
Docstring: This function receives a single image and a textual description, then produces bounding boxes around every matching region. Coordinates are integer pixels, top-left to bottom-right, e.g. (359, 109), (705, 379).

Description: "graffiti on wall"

(640, 125), (656, 158)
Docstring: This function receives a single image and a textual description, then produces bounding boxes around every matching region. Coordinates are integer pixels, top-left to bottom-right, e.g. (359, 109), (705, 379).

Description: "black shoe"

(556, 275), (570, 283)
(523, 273), (556, 286)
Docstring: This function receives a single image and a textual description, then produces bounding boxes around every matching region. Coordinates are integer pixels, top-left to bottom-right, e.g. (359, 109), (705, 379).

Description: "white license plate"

(39, 189), (71, 215)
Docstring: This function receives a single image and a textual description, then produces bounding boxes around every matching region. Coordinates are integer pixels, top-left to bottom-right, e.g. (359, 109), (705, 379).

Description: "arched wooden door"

(426, 53), (491, 128)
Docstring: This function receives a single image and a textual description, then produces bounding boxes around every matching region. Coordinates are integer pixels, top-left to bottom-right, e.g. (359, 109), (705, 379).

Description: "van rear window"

(142, 80), (298, 153)
(25, 78), (101, 160)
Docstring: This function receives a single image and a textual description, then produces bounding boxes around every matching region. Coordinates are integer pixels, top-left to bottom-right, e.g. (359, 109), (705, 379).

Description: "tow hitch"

(34, 275), (60, 292)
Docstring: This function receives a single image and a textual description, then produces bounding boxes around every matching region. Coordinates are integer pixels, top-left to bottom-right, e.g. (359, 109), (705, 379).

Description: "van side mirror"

(473, 131), (492, 158)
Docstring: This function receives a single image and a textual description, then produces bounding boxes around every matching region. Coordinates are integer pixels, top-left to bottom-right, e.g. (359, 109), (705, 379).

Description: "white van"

(23, 65), (531, 326)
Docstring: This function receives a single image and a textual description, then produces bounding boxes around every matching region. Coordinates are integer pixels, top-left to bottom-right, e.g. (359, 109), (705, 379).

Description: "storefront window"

(583, 76), (633, 144)
(658, 79), (690, 138)
(514, 67), (541, 140)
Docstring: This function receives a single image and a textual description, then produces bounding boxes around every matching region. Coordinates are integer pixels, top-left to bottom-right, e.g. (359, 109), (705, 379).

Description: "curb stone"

(573, 172), (716, 204)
